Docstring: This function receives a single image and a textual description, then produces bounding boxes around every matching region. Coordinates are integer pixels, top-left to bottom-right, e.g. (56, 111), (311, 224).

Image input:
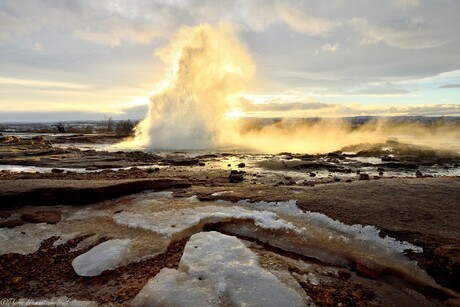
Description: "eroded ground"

(0, 134), (459, 306)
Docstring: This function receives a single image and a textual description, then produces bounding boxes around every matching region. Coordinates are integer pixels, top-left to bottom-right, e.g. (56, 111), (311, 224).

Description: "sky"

(0, 0), (459, 122)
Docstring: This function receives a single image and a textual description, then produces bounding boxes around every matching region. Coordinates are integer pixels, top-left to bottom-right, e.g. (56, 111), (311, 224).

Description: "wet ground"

(0, 133), (459, 306)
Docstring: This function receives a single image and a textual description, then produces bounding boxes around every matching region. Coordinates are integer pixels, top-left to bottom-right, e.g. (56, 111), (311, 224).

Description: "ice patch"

(132, 232), (305, 306)
(0, 223), (61, 255)
(113, 205), (295, 236)
(234, 199), (422, 254)
(72, 239), (132, 276)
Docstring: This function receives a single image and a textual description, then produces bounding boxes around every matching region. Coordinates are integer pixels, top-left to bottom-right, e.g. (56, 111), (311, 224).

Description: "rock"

(229, 173), (244, 183)
(309, 172), (316, 177)
(31, 136), (45, 142)
(164, 158), (200, 166)
(51, 168), (64, 174)
(0, 219), (24, 228)
(198, 162), (206, 166)
(376, 162), (419, 169)
(416, 170), (423, 178)
(358, 173), (370, 180)
(381, 155), (396, 162)
(0, 212), (11, 219)
(0, 136), (19, 143)
(379, 171), (384, 176)
(227, 164), (231, 167)
(355, 261), (383, 279)
(345, 179), (352, 183)
(337, 270), (351, 279)
(237, 162), (246, 168)
(22, 211), (61, 224)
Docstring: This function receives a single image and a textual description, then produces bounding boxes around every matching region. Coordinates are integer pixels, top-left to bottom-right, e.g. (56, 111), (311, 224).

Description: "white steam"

(133, 23), (254, 149)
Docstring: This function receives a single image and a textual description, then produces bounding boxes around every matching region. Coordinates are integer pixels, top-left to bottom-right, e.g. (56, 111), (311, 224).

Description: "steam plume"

(133, 23), (254, 149)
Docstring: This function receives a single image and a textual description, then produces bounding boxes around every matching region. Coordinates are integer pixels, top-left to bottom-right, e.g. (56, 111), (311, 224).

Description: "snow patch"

(72, 239), (132, 276)
(132, 232), (305, 306)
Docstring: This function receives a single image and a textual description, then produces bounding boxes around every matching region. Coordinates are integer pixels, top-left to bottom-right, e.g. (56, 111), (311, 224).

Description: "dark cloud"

(439, 84), (460, 89)
(241, 99), (335, 112)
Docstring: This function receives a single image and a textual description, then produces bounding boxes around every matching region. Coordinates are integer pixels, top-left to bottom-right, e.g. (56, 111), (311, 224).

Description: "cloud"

(277, 4), (340, 35)
(348, 87), (409, 96)
(388, 0), (420, 9)
(439, 84), (460, 89)
(0, 77), (90, 90)
(322, 43), (340, 52)
(351, 18), (450, 50)
(74, 20), (162, 47)
(0, 11), (34, 41)
(385, 104), (460, 116)
(241, 98), (336, 112)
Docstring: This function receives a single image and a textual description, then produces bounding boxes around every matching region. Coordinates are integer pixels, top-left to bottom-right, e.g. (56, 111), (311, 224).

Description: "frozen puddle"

(132, 231), (305, 307)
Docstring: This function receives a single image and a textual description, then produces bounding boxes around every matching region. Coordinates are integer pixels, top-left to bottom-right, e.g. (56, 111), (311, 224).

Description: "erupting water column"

(134, 23), (255, 150)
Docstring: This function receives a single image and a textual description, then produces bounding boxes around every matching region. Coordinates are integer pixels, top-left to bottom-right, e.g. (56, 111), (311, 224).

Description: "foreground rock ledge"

(0, 178), (191, 208)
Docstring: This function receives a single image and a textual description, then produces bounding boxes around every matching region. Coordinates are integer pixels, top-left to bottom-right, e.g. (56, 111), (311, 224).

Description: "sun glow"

(225, 109), (245, 119)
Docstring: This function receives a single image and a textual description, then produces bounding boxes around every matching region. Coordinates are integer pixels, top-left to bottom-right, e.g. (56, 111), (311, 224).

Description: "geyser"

(126, 23), (460, 154)
(134, 23), (254, 149)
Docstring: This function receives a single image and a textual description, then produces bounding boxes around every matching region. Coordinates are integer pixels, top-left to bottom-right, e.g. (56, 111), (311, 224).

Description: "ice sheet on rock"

(0, 223), (62, 255)
(72, 239), (132, 276)
(234, 199), (422, 253)
(113, 205), (295, 236)
(132, 232), (305, 307)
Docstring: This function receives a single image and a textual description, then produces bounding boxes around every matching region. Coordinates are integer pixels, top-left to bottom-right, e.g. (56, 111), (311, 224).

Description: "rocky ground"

(0, 134), (459, 306)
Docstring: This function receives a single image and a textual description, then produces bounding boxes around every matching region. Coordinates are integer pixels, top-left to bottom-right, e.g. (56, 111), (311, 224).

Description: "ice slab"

(72, 239), (132, 277)
(132, 231), (305, 306)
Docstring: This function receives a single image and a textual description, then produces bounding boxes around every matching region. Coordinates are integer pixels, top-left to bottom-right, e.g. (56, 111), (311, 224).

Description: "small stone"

(355, 262), (383, 279)
(358, 173), (370, 180)
(415, 170), (423, 178)
(229, 173), (244, 183)
(337, 270), (351, 279)
(237, 162), (246, 168)
(51, 168), (64, 174)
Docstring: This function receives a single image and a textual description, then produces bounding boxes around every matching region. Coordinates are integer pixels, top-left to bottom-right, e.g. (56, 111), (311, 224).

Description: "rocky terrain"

(0, 134), (459, 306)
